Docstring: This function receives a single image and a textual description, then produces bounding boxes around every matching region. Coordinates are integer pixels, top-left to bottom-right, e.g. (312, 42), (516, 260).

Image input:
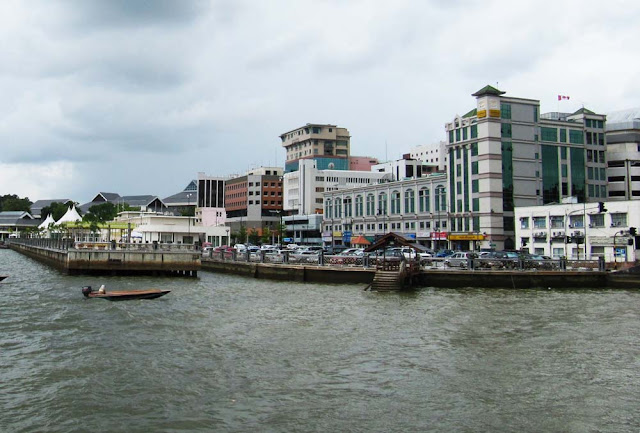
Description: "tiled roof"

(472, 85), (505, 97)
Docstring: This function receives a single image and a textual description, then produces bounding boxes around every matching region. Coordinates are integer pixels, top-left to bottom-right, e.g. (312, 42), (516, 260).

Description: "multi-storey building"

(515, 200), (638, 262)
(605, 108), (640, 200)
(409, 141), (448, 171)
(321, 173), (486, 250)
(280, 124), (351, 173)
(444, 85), (606, 250)
(195, 173), (226, 226)
(371, 154), (442, 181)
(224, 167), (283, 239)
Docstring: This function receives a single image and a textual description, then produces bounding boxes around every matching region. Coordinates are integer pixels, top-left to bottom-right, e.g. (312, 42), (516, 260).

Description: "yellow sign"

(489, 109), (501, 118)
(449, 234), (485, 241)
(333, 231), (342, 237)
(477, 110), (487, 118)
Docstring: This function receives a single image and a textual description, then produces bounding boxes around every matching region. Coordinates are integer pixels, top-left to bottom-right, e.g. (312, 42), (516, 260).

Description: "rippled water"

(1, 249), (640, 432)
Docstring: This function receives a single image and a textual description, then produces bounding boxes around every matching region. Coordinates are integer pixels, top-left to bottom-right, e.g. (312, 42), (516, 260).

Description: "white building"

(409, 141), (448, 171)
(514, 200), (638, 262)
(283, 159), (391, 216)
(115, 212), (231, 246)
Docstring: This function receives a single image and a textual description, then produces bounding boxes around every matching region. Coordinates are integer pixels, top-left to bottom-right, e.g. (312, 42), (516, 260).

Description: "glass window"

(390, 191), (401, 214)
(449, 130), (454, 143)
(541, 127), (558, 142)
(472, 198), (479, 212)
(418, 188), (430, 213)
(560, 146), (567, 160)
(521, 217), (530, 229)
(471, 161), (478, 175)
(533, 217), (546, 229)
(569, 130), (584, 144)
(501, 123), (512, 138)
(561, 164), (568, 177)
(501, 103), (511, 119)
(470, 125), (478, 139)
(589, 214), (604, 227)
(435, 186), (447, 212)
(471, 142), (478, 156)
(404, 189), (415, 213)
(463, 127), (468, 140)
(334, 198), (342, 218)
(560, 128), (567, 143)
(355, 195), (363, 217)
(611, 213), (627, 227)
(366, 194), (375, 216)
(472, 179), (479, 193)
(377, 193), (387, 215)
(455, 129), (461, 142)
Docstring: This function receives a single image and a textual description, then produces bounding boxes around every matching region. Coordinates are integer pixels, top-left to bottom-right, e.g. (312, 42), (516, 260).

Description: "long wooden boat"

(82, 286), (170, 301)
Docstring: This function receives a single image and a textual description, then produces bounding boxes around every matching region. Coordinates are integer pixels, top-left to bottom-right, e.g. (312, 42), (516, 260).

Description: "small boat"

(0, 275), (7, 282)
(82, 286), (170, 301)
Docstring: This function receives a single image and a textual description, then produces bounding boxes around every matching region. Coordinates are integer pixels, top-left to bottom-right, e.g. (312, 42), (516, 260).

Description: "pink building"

(349, 156), (379, 171)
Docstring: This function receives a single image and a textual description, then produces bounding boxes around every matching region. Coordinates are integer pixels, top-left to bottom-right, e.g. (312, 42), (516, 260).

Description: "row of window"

(521, 212), (627, 229)
(324, 187), (448, 219)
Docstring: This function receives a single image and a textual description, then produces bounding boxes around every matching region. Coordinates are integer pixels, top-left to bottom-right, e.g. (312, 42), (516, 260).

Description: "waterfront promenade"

(8, 238), (201, 276)
(202, 251), (640, 289)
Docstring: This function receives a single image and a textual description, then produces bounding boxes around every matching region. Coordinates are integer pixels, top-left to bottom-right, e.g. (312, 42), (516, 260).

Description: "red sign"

(430, 231), (448, 239)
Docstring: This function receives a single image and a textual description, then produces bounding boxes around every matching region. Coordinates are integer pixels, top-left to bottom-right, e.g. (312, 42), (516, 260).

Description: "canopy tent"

(38, 214), (55, 229)
(55, 206), (82, 225)
(351, 235), (371, 246)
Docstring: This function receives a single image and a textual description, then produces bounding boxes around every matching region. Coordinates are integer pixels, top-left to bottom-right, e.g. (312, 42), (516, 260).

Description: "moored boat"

(82, 286), (170, 301)
(0, 275), (8, 282)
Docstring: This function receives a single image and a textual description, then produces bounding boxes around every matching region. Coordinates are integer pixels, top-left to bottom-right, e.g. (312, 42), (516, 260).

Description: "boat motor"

(81, 286), (93, 297)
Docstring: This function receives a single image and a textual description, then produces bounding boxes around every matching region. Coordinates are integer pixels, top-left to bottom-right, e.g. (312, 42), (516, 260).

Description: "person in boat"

(98, 284), (106, 294)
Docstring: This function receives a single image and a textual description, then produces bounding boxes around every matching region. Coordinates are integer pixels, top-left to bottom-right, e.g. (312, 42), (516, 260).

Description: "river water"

(1, 249), (639, 432)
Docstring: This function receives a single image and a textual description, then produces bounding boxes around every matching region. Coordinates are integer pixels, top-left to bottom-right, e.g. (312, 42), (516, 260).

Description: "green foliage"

(236, 225), (247, 244)
(248, 228), (260, 245)
(0, 194), (32, 213)
(179, 206), (195, 217)
(40, 202), (72, 221)
(84, 202), (118, 224)
(260, 227), (272, 244)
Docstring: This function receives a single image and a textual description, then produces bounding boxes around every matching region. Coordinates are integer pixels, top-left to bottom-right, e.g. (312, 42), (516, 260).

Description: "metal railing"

(202, 249), (607, 272)
(8, 238), (199, 252)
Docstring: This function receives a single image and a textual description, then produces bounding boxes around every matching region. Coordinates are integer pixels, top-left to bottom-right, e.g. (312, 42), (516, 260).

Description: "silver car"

(444, 251), (475, 268)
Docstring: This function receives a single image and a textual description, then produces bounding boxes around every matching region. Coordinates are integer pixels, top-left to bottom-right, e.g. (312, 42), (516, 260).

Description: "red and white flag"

(558, 95), (570, 101)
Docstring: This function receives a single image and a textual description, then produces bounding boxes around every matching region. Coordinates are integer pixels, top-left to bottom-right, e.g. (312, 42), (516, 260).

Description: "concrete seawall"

(203, 259), (636, 289)
(202, 260), (376, 284)
(11, 243), (201, 276)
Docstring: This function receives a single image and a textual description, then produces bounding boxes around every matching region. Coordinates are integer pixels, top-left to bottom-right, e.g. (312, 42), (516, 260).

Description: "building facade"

(409, 141), (448, 171)
(321, 173), (487, 251)
(444, 85), (607, 250)
(515, 200), (638, 263)
(604, 108), (640, 200)
(224, 167), (283, 238)
(280, 123), (351, 173)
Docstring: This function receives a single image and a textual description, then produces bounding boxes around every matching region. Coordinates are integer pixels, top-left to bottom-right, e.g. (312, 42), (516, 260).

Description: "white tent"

(55, 206), (82, 225)
(38, 214), (55, 229)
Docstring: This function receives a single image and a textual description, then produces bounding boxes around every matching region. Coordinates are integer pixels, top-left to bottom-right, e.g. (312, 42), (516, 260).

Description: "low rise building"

(514, 200), (638, 262)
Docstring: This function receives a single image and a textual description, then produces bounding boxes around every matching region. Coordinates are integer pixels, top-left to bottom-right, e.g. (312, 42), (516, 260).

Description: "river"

(1, 249), (639, 432)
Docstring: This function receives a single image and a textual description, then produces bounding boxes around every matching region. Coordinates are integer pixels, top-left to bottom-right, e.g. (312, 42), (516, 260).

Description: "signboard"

(342, 230), (352, 243)
(489, 109), (501, 118)
(477, 110), (487, 118)
(449, 234), (485, 241)
(283, 237), (292, 243)
(430, 231), (448, 240)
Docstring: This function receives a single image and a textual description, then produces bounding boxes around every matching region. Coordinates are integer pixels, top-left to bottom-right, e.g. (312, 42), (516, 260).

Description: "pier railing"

(8, 238), (199, 252)
(202, 249), (606, 272)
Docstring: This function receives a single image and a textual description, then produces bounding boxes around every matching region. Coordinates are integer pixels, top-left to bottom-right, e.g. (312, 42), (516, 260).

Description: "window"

(569, 130), (584, 144)
(533, 216), (546, 229)
(455, 129), (461, 142)
(449, 130), (454, 143)
(611, 213), (627, 227)
(589, 214), (604, 227)
(472, 179), (479, 193)
(344, 197), (352, 217)
(561, 164), (568, 177)
(391, 191), (401, 214)
(541, 127), (558, 142)
(472, 198), (479, 212)
(520, 217), (530, 229)
(333, 198), (342, 218)
(501, 103), (511, 119)
(463, 127), (468, 140)
(501, 123), (512, 138)
(471, 142), (478, 156)
(560, 146), (567, 160)
(470, 124), (478, 139)
(404, 189), (415, 213)
(355, 195), (363, 217)
(560, 128), (567, 143)
(378, 193), (388, 215)
(418, 188), (430, 213)
(435, 186), (447, 212)
(550, 216), (564, 229)
(366, 194), (375, 216)
(471, 161), (478, 175)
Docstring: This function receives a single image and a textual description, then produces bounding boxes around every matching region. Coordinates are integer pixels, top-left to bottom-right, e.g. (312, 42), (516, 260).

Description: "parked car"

(477, 251), (520, 269)
(444, 251), (477, 268)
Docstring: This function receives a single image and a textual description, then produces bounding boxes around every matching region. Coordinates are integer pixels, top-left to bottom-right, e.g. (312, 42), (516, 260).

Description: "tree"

(84, 202), (118, 224)
(248, 228), (260, 245)
(40, 202), (72, 221)
(0, 194), (32, 213)
(261, 227), (272, 245)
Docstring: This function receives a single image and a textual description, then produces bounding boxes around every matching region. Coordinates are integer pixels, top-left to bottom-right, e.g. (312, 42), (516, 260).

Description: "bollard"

(319, 250), (324, 266)
(598, 256), (605, 272)
(283, 250), (289, 264)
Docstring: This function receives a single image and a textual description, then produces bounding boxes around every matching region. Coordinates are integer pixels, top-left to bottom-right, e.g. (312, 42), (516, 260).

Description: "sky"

(1, 0), (639, 205)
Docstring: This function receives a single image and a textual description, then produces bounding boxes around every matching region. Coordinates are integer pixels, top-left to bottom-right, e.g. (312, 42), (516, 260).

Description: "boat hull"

(85, 289), (170, 301)
(0, 275), (7, 282)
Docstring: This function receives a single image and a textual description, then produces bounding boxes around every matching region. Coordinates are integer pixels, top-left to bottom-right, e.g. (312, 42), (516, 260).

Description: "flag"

(558, 95), (570, 101)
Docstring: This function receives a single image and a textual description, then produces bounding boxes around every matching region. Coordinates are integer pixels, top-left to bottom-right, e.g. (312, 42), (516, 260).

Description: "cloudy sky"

(1, 0), (638, 204)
